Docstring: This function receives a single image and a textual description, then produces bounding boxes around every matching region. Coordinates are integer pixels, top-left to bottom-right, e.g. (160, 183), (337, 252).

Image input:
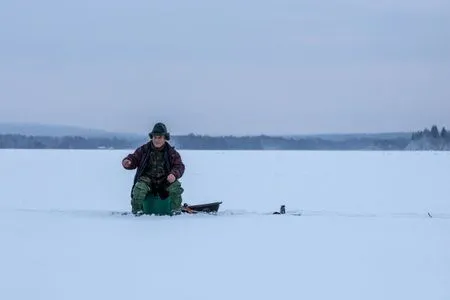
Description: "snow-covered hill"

(0, 122), (142, 139)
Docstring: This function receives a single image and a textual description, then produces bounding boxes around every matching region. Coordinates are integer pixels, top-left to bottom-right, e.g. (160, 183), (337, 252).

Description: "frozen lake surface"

(0, 150), (449, 300)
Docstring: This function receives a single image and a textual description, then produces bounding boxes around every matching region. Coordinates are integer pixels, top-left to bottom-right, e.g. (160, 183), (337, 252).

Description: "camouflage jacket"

(123, 142), (185, 190)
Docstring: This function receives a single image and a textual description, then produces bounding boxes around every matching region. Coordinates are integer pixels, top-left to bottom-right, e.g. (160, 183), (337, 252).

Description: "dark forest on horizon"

(0, 125), (448, 150)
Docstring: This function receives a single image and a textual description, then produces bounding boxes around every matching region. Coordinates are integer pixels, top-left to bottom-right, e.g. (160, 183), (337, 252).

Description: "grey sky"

(1, 0), (449, 135)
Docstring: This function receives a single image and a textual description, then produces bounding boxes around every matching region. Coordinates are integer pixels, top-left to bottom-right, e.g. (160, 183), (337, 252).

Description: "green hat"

(149, 122), (170, 140)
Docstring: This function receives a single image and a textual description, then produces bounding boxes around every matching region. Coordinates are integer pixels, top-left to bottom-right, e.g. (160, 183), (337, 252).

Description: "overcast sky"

(1, 0), (449, 135)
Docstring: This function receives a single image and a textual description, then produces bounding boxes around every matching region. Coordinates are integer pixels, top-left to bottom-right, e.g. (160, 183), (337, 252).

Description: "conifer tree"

(431, 125), (439, 138)
(441, 127), (448, 139)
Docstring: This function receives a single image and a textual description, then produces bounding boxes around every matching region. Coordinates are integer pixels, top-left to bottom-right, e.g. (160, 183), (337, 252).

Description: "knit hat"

(149, 122), (170, 140)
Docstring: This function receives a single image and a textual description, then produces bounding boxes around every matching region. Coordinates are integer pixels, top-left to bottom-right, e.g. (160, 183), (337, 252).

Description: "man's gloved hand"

(122, 159), (132, 169)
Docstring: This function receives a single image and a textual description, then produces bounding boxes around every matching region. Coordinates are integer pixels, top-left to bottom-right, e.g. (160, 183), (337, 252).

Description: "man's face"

(152, 135), (166, 148)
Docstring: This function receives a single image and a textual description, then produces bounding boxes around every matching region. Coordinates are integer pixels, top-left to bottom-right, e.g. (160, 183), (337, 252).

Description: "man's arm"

(122, 144), (146, 170)
(169, 148), (185, 179)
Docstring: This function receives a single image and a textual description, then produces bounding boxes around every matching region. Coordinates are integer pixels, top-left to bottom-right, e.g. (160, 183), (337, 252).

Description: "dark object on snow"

(273, 205), (286, 215)
(182, 201), (223, 214)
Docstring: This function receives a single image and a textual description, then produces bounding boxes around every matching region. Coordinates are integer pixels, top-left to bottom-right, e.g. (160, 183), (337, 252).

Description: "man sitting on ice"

(122, 122), (185, 215)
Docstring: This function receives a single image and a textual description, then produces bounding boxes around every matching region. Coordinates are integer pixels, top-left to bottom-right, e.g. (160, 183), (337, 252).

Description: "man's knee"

(167, 181), (183, 211)
(132, 180), (151, 201)
(167, 180), (184, 195)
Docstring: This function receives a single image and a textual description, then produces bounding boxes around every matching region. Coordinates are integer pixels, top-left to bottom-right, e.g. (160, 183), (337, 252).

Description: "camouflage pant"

(131, 177), (184, 214)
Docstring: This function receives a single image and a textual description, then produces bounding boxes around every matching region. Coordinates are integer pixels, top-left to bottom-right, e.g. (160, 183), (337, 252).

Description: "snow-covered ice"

(0, 149), (449, 300)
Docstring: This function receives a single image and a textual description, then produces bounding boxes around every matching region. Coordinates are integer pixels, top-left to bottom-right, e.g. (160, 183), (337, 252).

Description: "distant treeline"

(172, 134), (410, 150)
(406, 125), (450, 150)
(411, 125), (448, 141)
(0, 133), (411, 150)
(1, 125), (449, 150)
